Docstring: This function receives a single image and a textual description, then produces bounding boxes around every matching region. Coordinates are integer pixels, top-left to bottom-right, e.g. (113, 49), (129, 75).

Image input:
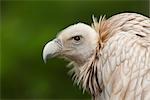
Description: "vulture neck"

(69, 16), (111, 97)
(70, 43), (103, 97)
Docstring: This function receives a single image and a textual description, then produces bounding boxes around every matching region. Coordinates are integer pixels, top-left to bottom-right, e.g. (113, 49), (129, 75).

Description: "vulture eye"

(73, 36), (81, 41)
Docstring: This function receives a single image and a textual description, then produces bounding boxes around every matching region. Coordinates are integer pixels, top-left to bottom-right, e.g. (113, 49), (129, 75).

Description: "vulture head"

(43, 23), (99, 66)
(42, 13), (150, 99)
(42, 18), (107, 96)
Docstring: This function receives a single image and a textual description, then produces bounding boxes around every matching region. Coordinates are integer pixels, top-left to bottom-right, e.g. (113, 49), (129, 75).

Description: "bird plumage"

(42, 13), (150, 100)
(91, 13), (150, 100)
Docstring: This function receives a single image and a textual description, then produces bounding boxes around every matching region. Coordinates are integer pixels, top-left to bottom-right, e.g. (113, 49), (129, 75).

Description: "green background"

(1, 0), (149, 99)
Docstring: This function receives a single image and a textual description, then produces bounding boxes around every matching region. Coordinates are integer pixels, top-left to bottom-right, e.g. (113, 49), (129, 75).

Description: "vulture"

(42, 13), (150, 100)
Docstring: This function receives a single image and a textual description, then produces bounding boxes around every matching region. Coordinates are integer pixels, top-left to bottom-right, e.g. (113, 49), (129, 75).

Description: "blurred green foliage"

(1, 0), (149, 99)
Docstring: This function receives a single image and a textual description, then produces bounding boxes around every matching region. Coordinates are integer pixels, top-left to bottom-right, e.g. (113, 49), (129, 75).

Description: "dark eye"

(73, 36), (81, 41)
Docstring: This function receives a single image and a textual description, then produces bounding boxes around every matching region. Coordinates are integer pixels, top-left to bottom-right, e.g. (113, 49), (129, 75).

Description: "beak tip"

(44, 59), (47, 64)
(43, 52), (47, 64)
(42, 39), (62, 63)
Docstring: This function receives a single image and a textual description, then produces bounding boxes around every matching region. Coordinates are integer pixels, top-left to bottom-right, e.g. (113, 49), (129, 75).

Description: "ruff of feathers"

(68, 16), (109, 96)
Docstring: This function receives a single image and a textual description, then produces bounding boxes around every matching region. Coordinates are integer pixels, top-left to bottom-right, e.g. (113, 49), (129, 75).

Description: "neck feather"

(68, 45), (103, 96)
(68, 16), (110, 96)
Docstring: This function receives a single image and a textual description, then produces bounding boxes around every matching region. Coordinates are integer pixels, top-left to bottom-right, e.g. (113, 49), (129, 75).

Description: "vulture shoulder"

(93, 13), (150, 100)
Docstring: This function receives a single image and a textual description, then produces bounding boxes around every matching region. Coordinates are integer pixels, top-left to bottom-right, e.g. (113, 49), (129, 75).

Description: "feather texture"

(94, 13), (150, 100)
(70, 13), (150, 100)
(43, 13), (150, 100)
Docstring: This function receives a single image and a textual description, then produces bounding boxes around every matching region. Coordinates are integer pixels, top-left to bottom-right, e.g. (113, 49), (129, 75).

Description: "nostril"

(54, 39), (62, 47)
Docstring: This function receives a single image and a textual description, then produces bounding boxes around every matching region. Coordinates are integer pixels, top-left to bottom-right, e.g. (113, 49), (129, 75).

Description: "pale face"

(43, 23), (98, 65)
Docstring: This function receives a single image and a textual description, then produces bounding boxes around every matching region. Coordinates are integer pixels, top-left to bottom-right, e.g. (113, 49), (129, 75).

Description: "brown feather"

(92, 15), (110, 48)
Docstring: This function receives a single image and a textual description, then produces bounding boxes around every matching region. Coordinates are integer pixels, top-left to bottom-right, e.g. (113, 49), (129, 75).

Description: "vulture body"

(43, 13), (150, 100)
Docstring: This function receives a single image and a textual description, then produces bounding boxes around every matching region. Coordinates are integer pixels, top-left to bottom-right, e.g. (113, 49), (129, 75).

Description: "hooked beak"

(42, 39), (62, 63)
